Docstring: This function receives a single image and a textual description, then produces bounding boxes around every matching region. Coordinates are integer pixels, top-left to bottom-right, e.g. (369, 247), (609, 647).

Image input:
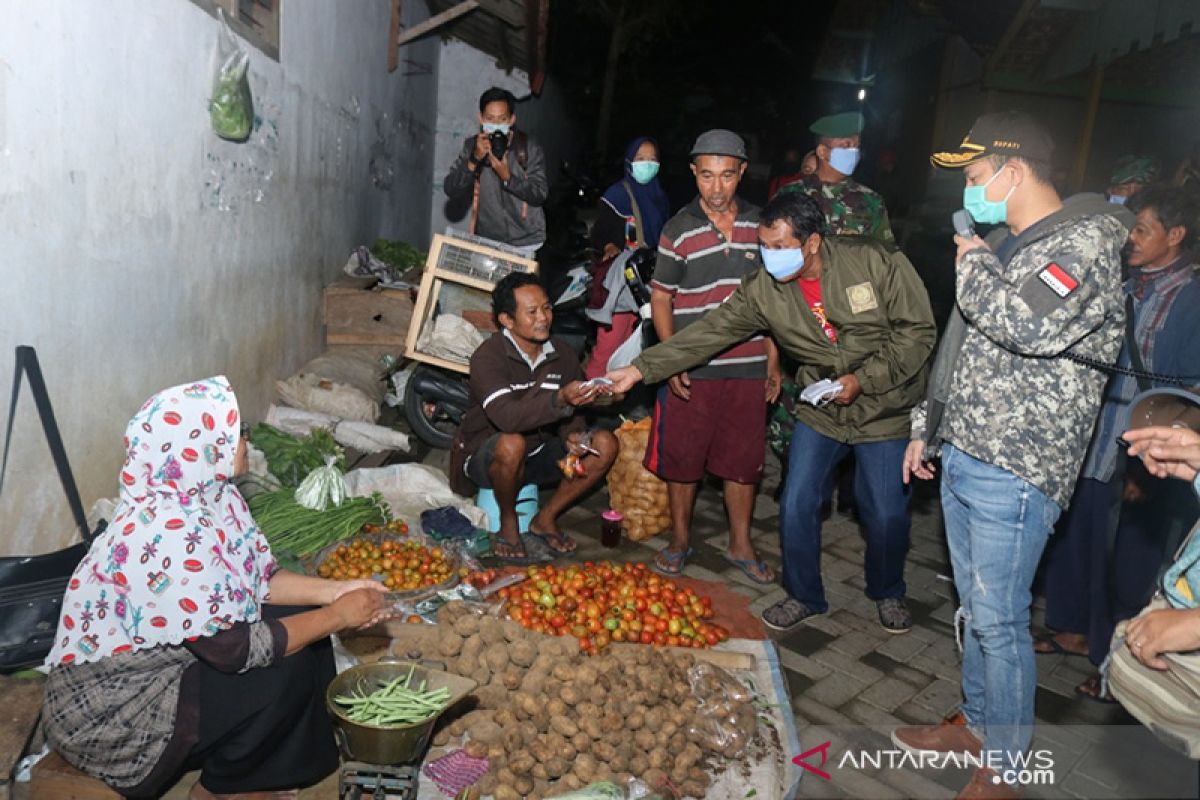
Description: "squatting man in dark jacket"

(450, 273), (618, 561)
(607, 192), (936, 634)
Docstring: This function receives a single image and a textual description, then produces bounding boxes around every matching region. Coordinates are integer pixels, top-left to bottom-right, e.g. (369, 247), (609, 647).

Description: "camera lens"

(489, 130), (507, 159)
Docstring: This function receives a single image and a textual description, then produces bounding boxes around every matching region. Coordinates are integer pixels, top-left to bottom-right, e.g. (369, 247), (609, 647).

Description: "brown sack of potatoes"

(606, 418), (670, 542)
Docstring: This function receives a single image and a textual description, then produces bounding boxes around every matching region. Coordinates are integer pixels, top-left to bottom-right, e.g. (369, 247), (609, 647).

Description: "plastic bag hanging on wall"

(209, 8), (254, 142)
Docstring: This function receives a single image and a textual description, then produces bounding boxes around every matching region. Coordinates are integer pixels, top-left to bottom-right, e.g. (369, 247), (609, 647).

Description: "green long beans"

(248, 488), (388, 557)
(333, 665), (450, 726)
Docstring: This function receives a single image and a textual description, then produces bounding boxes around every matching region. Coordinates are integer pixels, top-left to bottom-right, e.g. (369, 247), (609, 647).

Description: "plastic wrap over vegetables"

(210, 9), (253, 141)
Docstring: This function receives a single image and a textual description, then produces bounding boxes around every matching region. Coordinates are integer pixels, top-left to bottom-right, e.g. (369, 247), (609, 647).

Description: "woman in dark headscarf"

(586, 136), (672, 378)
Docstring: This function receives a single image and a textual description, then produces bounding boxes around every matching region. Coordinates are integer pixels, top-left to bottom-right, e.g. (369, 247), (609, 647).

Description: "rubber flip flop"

(490, 533), (551, 565)
(1075, 674), (1117, 704)
(652, 547), (693, 576)
(722, 552), (775, 584)
(1032, 632), (1088, 657)
(528, 528), (577, 555)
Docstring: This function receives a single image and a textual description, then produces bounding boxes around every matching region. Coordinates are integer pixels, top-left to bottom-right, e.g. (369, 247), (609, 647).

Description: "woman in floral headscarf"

(42, 377), (387, 800)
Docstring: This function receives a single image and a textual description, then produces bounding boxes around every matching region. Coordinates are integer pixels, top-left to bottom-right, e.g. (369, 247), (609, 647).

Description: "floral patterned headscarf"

(47, 377), (276, 665)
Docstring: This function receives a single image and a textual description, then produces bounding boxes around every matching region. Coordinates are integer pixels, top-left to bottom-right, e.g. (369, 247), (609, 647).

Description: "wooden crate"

(30, 752), (120, 800)
(0, 674), (44, 800)
(404, 234), (537, 374)
(322, 275), (414, 350)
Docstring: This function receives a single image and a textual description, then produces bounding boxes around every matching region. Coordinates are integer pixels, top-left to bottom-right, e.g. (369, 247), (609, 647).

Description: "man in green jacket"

(607, 192), (935, 632)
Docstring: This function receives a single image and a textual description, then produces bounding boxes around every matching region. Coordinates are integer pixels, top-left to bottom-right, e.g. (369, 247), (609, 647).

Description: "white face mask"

(482, 122), (511, 136)
(1108, 194), (1128, 206)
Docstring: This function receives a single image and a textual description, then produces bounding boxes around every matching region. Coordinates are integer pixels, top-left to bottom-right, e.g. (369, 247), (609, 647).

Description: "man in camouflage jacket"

(779, 111), (896, 245)
(892, 112), (1126, 799)
(770, 113), (897, 474)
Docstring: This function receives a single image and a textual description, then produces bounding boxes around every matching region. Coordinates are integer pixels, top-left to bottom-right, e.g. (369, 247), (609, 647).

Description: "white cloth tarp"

(343, 463), (486, 530)
(264, 405), (410, 454)
(275, 350), (387, 423)
(414, 314), (486, 364)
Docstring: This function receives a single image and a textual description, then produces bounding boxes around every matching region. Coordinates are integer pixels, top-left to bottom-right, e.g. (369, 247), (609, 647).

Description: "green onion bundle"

(333, 666), (450, 726)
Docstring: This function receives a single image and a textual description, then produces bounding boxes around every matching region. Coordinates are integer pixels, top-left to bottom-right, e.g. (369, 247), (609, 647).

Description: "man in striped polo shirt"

(645, 129), (781, 584)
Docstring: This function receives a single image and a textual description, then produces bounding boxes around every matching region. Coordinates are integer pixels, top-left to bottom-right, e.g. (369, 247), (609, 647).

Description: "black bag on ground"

(0, 346), (102, 671)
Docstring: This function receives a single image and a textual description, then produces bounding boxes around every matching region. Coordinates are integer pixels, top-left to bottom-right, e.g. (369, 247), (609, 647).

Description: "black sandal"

(490, 533), (551, 565)
(528, 528), (577, 555)
(1075, 674), (1116, 703)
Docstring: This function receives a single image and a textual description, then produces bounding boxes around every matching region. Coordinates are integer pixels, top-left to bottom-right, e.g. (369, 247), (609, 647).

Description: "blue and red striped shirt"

(651, 196), (767, 380)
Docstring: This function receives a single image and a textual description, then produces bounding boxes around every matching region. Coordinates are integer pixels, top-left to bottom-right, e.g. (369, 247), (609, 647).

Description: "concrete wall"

(429, 38), (577, 237)
(0, 0), (439, 555)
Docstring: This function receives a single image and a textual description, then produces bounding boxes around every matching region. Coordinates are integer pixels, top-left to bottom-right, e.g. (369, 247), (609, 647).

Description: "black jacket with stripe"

(449, 332), (585, 496)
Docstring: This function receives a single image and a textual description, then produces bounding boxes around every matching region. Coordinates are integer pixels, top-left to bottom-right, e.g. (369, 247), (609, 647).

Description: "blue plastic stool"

(475, 484), (540, 533)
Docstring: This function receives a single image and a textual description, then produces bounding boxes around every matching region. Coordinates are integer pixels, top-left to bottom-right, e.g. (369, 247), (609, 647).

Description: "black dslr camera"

(488, 130), (509, 159)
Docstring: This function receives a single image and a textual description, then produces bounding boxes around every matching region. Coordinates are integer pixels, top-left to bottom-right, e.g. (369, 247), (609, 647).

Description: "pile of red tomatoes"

(495, 561), (730, 655)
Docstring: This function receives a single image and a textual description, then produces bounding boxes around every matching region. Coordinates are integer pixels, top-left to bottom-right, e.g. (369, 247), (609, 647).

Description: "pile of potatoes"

(431, 602), (762, 799)
(606, 418), (671, 542)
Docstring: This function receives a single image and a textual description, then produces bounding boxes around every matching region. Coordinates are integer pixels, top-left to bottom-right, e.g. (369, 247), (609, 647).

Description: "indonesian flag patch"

(1037, 262), (1079, 298)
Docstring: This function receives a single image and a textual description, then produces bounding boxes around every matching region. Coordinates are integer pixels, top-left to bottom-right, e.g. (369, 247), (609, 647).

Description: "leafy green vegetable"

(249, 488), (388, 558)
(210, 64), (253, 141)
(370, 239), (427, 271)
(250, 424), (344, 488)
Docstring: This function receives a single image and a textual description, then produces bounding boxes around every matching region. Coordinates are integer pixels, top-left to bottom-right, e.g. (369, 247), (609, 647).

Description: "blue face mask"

(1108, 193), (1128, 206)
(482, 122), (511, 136)
(760, 246), (806, 281)
(829, 147), (860, 175)
(963, 167), (1015, 225)
(630, 161), (660, 184)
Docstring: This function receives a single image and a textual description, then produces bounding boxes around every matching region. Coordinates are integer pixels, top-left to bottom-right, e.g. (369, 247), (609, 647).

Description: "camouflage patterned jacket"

(912, 199), (1127, 508)
(779, 173), (895, 246)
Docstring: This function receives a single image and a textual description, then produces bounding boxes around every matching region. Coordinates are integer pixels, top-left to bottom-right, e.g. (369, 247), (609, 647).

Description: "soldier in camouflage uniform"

(769, 112), (896, 501)
(892, 112), (1126, 799)
(1105, 154), (1159, 205)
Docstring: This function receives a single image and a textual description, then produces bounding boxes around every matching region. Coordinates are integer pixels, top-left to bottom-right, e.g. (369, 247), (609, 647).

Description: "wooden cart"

(404, 233), (538, 373)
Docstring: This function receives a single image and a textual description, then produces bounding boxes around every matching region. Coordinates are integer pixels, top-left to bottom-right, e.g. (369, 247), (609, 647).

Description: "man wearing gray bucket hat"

(642, 128), (780, 587)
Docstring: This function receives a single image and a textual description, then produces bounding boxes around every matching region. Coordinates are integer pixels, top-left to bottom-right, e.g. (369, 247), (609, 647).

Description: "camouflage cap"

(931, 110), (1054, 168)
(1125, 386), (1200, 433)
(810, 112), (864, 139)
(1110, 155), (1160, 186)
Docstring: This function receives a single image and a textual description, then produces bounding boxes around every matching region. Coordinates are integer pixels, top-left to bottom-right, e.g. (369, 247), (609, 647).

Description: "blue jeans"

(778, 421), (911, 611)
(941, 445), (1061, 766)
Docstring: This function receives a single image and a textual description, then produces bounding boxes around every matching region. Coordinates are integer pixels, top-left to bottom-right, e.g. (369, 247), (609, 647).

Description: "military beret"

(1110, 155), (1159, 186)
(809, 112), (864, 139)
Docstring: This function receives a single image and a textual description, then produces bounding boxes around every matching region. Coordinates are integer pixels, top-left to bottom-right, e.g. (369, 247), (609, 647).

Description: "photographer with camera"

(444, 87), (548, 259)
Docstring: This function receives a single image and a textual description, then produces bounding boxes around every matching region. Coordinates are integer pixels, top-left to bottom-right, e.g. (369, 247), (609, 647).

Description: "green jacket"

(634, 236), (936, 443)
